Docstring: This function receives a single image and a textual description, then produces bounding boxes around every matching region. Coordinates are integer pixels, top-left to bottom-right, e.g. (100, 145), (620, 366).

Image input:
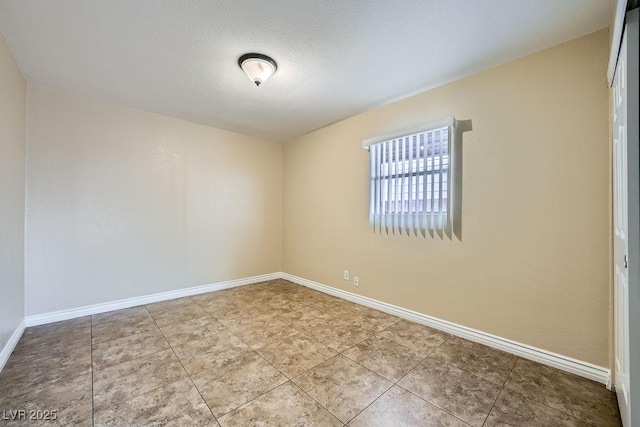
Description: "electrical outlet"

(354, 276), (359, 287)
(344, 270), (349, 280)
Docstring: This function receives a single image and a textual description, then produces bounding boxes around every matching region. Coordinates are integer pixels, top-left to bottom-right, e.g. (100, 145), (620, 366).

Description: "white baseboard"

(280, 272), (611, 387)
(24, 272), (280, 327)
(0, 319), (26, 373)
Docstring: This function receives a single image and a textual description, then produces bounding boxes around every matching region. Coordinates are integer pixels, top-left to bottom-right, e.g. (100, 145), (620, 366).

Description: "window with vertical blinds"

(363, 117), (457, 238)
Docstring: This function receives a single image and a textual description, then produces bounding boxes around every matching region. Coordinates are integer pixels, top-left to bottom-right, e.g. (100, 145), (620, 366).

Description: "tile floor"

(0, 279), (621, 426)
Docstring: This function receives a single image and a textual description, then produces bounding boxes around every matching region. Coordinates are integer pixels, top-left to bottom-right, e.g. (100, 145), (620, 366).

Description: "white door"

(613, 21), (631, 427)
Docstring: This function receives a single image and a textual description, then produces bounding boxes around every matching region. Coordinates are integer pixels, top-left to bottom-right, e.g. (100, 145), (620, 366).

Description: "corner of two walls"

(24, 86), (283, 316)
(0, 30), (26, 359)
(281, 29), (612, 368)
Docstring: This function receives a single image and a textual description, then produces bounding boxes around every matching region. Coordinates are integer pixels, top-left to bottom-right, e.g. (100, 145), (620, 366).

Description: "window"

(363, 117), (460, 239)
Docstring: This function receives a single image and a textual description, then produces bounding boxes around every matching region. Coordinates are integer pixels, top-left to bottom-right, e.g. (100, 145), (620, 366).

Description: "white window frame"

(363, 116), (462, 239)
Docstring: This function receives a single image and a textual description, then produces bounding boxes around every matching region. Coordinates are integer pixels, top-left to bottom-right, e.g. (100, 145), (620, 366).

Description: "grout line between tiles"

(185, 300), (300, 420)
(276, 299), (408, 424)
(422, 342), (518, 389)
(338, 331), (474, 425)
(392, 383), (473, 426)
(349, 330), (473, 426)
(494, 358), (603, 427)
(149, 308), (220, 425)
(215, 293), (351, 423)
(91, 307), (159, 347)
(343, 381), (395, 425)
(480, 376), (508, 426)
(289, 379), (346, 425)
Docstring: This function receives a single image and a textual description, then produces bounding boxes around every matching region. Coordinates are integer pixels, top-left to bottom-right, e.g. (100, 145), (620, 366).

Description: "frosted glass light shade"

(238, 54), (277, 86)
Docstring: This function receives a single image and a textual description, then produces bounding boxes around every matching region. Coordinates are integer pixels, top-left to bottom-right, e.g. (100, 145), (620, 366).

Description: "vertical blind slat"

(429, 130), (436, 236)
(420, 133), (427, 237)
(382, 139), (387, 233)
(446, 126), (453, 237)
(394, 139), (400, 234)
(412, 135), (419, 236)
(369, 142), (375, 226)
(407, 135), (413, 236)
(399, 137), (405, 234)
(373, 145), (382, 229)
(437, 128), (444, 238)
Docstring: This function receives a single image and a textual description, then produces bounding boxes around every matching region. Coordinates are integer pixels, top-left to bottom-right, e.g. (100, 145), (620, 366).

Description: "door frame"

(613, 7), (639, 427)
(624, 9), (639, 427)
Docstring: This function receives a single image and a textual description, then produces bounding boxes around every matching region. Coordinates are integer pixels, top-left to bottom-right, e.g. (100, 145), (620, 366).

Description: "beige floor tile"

(91, 312), (158, 344)
(304, 318), (373, 352)
(234, 284), (271, 297)
(293, 354), (392, 423)
(485, 389), (591, 427)
(254, 305), (296, 317)
(295, 290), (341, 306)
(278, 306), (334, 331)
(216, 307), (274, 330)
(21, 317), (91, 341)
(278, 286), (324, 303)
(348, 385), (469, 427)
(236, 290), (280, 306)
(12, 331), (92, 362)
(160, 315), (227, 347)
(429, 336), (517, 386)
(196, 296), (250, 317)
(257, 332), (338, 378)
(192, 351), (287, 417)
(94, 378), (214, 426)
(266, 279), (301, 293)
(343, 335), (424, 382)
(145, 296), (194, 313)
(92, 328), (170, 370)
(190, 287), (252, 305)
(258, 295), (302, 310)
(254, 297), (309, 316)
(67, 415), (94, 426)
(172, 329), (252, 375)
(312, 299), (363, 319)
(398, 358), (501, 427)
(13, 318), (91, 358)
(0, 373), (92, 426)
(231, 318), (299, 350)
(246, 287), (286, 299)
(0, 346), (91, 400)
(218, 382), (342, 427)
(148, 302), (210, 328)
(93, 348), (187, 410)
(505, 358), (620, 426)
(344, 307), (400, 332)
(91, 306), (149, 325)
(377, 319), (449, 357)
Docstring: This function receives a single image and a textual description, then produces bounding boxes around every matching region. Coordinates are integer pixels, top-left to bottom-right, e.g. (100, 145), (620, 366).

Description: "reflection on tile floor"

(0, 279), (622, 426)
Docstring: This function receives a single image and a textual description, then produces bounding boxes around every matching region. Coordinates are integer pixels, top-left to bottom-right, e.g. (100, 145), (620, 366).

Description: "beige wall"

(25, 86), (282, 316)
(0, 31), (26, 350)
(282, 30), (611, 366)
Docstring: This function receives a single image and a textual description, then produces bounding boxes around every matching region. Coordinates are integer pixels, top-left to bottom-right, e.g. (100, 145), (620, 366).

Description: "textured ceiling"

(0, 0), (612, 140)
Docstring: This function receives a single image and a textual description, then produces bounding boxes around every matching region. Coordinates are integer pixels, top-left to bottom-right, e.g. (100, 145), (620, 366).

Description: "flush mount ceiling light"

(238, 53), (277, 86)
